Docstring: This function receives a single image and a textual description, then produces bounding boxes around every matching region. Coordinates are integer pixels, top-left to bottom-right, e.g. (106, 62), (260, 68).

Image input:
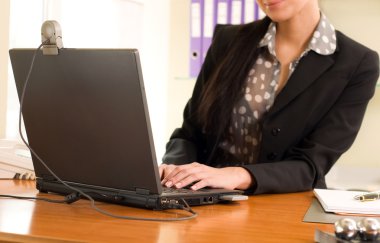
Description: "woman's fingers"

(159, 164), (177, 184)
(163, 162), (202, 188)
(159, 164), (253, 191)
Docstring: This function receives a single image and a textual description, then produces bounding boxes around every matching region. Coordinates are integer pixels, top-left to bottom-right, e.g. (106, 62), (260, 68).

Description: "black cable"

(0, 194), (70, 204)
(0, 191), (80, 204)
(14, 41), (197, 222)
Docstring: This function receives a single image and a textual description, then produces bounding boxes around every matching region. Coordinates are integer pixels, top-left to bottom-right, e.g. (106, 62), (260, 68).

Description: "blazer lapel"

(269, 52), (335, 115)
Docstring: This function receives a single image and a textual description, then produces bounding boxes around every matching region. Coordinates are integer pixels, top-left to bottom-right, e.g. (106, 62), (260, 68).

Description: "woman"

(160, 0), (379, 194)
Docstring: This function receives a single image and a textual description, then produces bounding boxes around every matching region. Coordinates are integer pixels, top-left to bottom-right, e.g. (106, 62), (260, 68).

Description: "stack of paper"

(0, 139), (35, 179)
(314, 189), (380, 215)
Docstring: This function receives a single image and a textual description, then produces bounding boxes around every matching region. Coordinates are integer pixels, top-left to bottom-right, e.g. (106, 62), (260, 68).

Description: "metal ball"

(334, 218), (358, 241)
(357, 218), (380, 241)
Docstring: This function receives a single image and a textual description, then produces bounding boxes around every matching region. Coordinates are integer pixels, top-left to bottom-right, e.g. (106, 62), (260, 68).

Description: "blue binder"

(190, 0), (204, 77)
(189, 0), (261, 77)
(202, 0), (217, 61)
(244, 0), (255, 23)
(230, 0), (243, 24)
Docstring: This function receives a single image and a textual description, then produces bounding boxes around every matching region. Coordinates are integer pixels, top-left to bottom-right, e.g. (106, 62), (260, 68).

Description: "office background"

(168, 0), (380, 164)
(0, 0), (379, 188)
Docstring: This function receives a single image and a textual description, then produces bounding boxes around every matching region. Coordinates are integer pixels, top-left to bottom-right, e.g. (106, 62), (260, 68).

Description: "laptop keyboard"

(163, 187), (197, 194)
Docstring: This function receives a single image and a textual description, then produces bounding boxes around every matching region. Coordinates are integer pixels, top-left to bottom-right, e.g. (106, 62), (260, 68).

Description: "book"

(0, 139), (35, 180)
(313, 189), (380, 215)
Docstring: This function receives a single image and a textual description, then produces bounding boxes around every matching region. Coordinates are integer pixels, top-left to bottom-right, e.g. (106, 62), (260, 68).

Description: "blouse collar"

(259, 13), (337, 56)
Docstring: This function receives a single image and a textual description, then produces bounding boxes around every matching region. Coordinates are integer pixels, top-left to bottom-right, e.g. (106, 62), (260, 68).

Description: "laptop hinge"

(135, 188), (150, 195)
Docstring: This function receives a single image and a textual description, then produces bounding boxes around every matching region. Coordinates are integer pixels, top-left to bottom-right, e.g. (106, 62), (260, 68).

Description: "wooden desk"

(0, 180), (333, 242)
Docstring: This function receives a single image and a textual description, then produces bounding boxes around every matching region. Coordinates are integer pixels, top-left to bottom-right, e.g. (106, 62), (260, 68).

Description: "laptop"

(9, 48), (243, 210)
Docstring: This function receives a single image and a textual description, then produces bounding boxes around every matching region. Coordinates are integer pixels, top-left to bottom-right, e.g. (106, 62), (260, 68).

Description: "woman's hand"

(159, 162), (253, 190)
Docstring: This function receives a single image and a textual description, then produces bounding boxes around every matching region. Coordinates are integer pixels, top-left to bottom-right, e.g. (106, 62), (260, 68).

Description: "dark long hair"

(197, 17), (272, 137)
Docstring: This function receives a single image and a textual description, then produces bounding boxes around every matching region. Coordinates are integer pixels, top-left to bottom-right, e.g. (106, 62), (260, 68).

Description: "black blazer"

(163, 19), (380, 194)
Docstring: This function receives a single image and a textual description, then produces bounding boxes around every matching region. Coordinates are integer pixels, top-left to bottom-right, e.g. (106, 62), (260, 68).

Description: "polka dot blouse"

(219, 13), (337, 166)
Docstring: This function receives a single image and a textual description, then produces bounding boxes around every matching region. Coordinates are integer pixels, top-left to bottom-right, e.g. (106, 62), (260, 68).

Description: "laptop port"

(161, 198), (169, 204)
(203, 197), (214, 204)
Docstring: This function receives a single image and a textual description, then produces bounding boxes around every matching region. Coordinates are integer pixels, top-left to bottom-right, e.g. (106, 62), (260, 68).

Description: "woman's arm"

(246, 47), (379, 194)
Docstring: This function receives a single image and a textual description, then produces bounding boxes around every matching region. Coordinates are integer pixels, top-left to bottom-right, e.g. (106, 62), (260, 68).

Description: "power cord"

(0, 192), (80, 204)
(11, 41), (198, 222)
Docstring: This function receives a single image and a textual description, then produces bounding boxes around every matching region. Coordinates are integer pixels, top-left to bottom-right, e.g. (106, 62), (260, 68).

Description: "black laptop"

(9, 48), (243, 210)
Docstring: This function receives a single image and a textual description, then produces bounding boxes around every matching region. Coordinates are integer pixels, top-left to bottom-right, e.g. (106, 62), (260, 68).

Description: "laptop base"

(36, 178), (243, 210)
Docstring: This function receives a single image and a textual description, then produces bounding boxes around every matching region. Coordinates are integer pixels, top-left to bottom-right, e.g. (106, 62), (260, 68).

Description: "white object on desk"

(0, 139), (34, 179)
(314, 189), (380, 215)
(326, 164), (380, 192)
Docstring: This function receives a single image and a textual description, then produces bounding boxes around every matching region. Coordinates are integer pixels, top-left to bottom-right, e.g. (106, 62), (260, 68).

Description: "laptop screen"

(10, 48), (162, 194)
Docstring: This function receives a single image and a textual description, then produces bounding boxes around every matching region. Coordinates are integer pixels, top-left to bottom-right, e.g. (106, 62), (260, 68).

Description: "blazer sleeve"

(244, 47), (379, 195)
(162, 25), (237, 164)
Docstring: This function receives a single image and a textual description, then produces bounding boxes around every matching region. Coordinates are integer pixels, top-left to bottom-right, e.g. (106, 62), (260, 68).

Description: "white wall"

(166, 0), (194, 145)
(320, 0), (380, 167)
(6, 0), (44, 140)
(0, 0), (10, 138)
(141, 0), (170, 161)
